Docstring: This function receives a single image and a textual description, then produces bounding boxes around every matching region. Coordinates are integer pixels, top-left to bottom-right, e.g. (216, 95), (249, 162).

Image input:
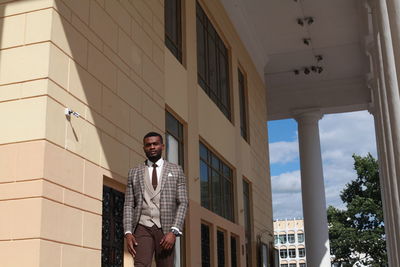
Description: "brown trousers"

(133, 224), (175, 267)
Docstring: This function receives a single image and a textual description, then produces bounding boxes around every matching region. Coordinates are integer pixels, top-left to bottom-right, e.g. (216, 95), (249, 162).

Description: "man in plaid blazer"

(123, 132), (188, 266)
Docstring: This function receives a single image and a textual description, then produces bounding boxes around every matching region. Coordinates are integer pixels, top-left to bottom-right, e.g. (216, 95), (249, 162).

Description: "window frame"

(165, 0), (183, 62)
(288, 248), (296, 258)
(238, 67), (249, 142)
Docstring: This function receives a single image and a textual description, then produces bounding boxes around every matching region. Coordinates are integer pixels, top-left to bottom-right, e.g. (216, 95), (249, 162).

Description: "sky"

(268, 110), (377, 220)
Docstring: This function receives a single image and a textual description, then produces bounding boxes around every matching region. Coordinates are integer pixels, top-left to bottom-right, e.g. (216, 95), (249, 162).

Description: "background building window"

(281, 264), (288, 267)
(102, 186), (124, 267)
(288, 233), (295, 243)
(165, 0), (182, 62)
(243, 179), (252, 266)
(280, 249), (287, 259)
(230, 235), (238, 267)
(298, 247), (305, 257)
(297, 233), (304, 243)
(299, 263), (306, 267)
(166, 111), (184, 167)
(288, 249), (296, 258)
(196, 2), (231, 119)
(201, 224), (211, 267)
(274, 235), (279, 244)
(279, 234), (287, 244)
(289, 264), (297, 267)
(200, 142), (234, 221)
(217, 230), (226, 267)
(238, 68), (248, 141)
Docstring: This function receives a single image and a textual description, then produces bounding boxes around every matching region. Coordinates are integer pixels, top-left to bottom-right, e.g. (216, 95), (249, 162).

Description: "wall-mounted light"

(315, 55), (323, 62)
(303, 38), (311, 46)
(294, 69), (300, 75)
(297, 17), (315, 26)
(304, 67), (310, 75)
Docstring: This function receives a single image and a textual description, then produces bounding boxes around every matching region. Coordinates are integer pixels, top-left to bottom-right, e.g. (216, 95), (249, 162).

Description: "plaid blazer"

(123, 161), (188, 235)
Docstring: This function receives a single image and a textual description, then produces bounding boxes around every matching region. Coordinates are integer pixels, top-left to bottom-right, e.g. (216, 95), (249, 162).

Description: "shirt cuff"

(171, 227), (183, 236)
(124, 231), (132, 236)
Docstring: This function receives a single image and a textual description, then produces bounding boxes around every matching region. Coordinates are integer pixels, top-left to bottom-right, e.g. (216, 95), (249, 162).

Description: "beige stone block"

(102, 87), (130, 133)
(48, 44), (70, 89)
(21, 79), (49, 98)
(143, 20), (163, 51)
(0, 201), (13, 239)
(117, 71), (142, 110)
(53, 0), (72, 21)
(0, 240), (40, 267)
(42, 179), (63, 203)
(11, 198), (42, 239)
(142, 92), (164, 128)
(149, 0), (164, 23)
(118, 29), (142, 75)
(63, 189), (101, 213)
(88, 44), (117, 91)
(71, 13), (103, 51)
(105, 0), (131, 34)
(0, 0), (53, 17)
(25, 8), (52, 44)
(39, 239), (62, 267)
(45, 96), (67, 148)
(41, 198), (83, 245)
(131, 0), (152, 26)
(82, 212), (102, 248)
(0, 143), (17, 183)
(152, 41), (164, 70)
(0, 180), (42, 200)
(69, 61), (102, 113)
(116, 127), (139, 150)
(61, 244), (101, 267)
(60, 0), (89, 24)
(130, 149), (145, 168)
(83, 160), (103, 199)
(51, 10), (88, 68)
(142, 55), (164, 96)
(0, 97), (46, 144)
(100, 133), (130, 176)
(152, 16), (164, 41)
(85, 106), (116, 137)
(0, 14), (25, 49)
(0, 83), (21, 102)
(44, 142), (84, 192)
(130, 109), (152, 141)
(103, 43), (130, 76)
(0, 43), (50, 84)
(89, 0), (118, 51)
(134, 25), (153, 58)
(15, 140), (45, 181)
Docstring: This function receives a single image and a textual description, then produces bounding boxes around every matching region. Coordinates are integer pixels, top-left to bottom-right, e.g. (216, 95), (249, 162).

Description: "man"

(123, 131), (188, 266)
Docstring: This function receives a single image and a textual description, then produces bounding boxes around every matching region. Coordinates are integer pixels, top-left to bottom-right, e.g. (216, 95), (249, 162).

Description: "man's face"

(143, 136), (164, 162)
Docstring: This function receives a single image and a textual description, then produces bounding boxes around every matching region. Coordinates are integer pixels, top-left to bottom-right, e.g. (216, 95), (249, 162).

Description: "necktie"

(152, 163), (158, 190)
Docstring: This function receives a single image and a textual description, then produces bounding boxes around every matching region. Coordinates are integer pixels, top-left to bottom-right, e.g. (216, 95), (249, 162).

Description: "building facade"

(0, 0), (273, 266)
(274, 219), (306, 267)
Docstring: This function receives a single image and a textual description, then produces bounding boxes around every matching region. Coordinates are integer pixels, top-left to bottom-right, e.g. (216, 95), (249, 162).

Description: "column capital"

(293, 109), (323, 124)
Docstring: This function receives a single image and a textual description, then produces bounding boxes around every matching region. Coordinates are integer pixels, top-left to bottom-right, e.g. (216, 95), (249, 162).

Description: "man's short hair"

(143, 132), (163, 144)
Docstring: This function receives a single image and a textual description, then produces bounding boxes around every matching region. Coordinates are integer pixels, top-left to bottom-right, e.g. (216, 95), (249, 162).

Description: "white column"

(295, 110), (331, 267)
(385, 0), (400, 95)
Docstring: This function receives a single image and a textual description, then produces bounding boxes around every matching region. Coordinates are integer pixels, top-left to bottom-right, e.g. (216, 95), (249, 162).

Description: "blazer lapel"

(138, 164), (146, 194)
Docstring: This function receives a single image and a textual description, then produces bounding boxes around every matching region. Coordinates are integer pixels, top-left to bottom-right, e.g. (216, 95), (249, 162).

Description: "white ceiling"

(220, 0), (371, 120)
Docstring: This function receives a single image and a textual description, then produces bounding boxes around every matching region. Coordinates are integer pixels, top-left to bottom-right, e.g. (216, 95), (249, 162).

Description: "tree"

(327, 153), (387, 267)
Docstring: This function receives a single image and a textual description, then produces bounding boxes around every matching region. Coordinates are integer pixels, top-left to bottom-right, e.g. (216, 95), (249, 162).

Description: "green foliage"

(327, 153), (387, 266)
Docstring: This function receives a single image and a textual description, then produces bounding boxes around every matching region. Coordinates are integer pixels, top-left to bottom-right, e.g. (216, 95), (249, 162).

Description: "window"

(274, 235), (279, 244)
(217, 230), (225, 267)
(196, 2), (231, 119)
(288, 249), (296, 258)
(281, 264), (288, 267)
(201, 224), (211, 267)
(279, 249), (287, 259)
(297, 233), (304, 243)
(238, 68), (248, 141)
(102, 186), (124, 267)
(299, 263), (306, 267)
(200, 142), (234, 221)
(243, 179), (252, 267)
(298, 248), (305, 257)
(279, 234), (287, 244)
(165, 0), (182, 62)
(166, 111), (184, 166)
(288, 234), (295, 243)
(230, 236), (238, 267)
(289, 264), (297, 267)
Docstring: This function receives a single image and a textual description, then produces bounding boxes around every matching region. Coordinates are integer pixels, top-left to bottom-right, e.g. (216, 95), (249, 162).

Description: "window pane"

(230, 236), (238, 267)
(217, 230), (225, 267)
(297, 233), (304, 243)
(197, 16), (206, 83)
(166, 135), (179, 164)
(200, 160), (210, 209)
(165, 0), (182, 61)
(165, 111), (184, 167)
(212, 169), (222, 215)
(288, 234), (295, 243)
(243, 180), (252, 267)
(201, 224), (211, 267)
(279, 249), (287, 258)
(289, 249), (296, 258)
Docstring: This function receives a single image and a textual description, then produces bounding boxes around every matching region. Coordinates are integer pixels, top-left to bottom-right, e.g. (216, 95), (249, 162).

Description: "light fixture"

(305, 17), (314, 25)
(294, 69), (300, 75)
(297, 18), (304, 26)
(304, 68), (310, 75)
(315, 55), (323, 62)
(317, 66), (323, 73)
(303, 38), (311, 46)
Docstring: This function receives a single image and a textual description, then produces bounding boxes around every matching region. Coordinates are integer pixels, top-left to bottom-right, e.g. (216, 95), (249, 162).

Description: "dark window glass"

(243, 180), (252, 267)
(217, 230), (225, 267)
(201, 224), (211, 267)
(279, 234), (287, 244)
(199, 142), (234, 221)
(288, 248), (296, 258)
(280, 249), (288, 259)
(281, 264), (288, 267)
(165, 0), (182, 62)
(238, 69), (248, 141)
(298, 232), (304, 243)
(299, 263), (306, 267)
(274, 235), (279, 244)
(165, 111), (184, 167)
(298, 247), (306, 257)
(102, 186), (124, 267)
(196, 2), (231, 120)
(288, 233), (295, 243)
(230, 236), (238, 267)
(289, 264), (297, 267)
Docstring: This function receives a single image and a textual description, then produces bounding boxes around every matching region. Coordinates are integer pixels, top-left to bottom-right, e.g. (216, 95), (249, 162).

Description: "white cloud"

(270, 111), (377, 219)
(269, 141), (299, 164)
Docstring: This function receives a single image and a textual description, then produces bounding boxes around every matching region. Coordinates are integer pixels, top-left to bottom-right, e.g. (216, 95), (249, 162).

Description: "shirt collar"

(146, 158), (164, 167)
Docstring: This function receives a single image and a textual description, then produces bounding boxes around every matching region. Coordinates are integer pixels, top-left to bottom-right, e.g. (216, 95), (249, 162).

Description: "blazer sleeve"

(123, 168), (135, 233)
(172, 165), (189, 231)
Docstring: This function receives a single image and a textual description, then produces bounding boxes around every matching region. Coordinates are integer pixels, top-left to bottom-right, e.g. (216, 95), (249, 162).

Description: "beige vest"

(139, 166), (162, 228)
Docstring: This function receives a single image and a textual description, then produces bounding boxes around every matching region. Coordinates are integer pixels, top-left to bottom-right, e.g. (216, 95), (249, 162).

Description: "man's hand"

(125, 233), (138, 256)
(160, 232), (176, 250)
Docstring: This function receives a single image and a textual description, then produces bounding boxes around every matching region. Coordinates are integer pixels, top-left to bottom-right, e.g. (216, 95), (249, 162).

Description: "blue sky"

(268, 111), (377, 220)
